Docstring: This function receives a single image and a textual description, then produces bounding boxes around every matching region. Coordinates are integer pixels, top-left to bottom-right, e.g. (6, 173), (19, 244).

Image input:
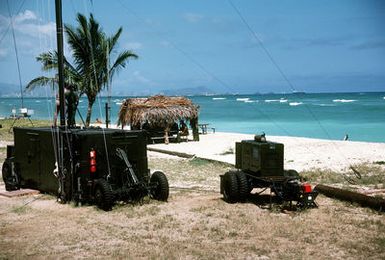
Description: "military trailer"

(220, 135), (317, 208)
(2, 127), (169, 210)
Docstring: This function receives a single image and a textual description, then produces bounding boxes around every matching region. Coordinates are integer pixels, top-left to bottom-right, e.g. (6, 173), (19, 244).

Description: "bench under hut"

(117, 95), (200, 143)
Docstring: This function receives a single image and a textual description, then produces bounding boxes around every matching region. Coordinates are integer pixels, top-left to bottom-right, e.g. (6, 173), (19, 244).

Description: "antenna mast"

(6, 0), (24, 108)
(55, 0), (66, 127)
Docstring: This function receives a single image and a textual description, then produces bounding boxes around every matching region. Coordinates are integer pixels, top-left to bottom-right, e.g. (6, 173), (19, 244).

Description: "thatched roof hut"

(118, 95), (200, 141)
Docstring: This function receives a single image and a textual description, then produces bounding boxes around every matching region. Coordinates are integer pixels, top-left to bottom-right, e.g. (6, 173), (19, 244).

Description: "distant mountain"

(0, 82), (19, 97)
(160, 86), (215, 96)
(0, 82), (52, 97)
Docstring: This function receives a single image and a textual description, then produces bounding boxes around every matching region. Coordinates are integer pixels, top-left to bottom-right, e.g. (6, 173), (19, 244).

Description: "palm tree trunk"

(85, 97), (95, 127)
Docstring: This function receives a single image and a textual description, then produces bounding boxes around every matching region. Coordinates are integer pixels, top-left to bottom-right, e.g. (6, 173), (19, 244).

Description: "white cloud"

(124, 42), (142, 50)
(0, 10), (57, 57)
(0, 10), (55, 38)
(14, 10), (38, 23)
(16, 21), (56, 37)
(183, 13), (204, 23)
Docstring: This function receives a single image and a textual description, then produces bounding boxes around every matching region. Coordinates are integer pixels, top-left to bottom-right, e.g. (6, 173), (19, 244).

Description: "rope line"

(6, 0), (24, 108)
(0, 0), (27, 45)
(227, 0), (361, 181)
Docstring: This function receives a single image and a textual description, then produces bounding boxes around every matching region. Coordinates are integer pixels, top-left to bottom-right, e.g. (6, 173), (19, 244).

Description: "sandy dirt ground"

(1, 152), (384, 259)
(1, 125), (384, 259)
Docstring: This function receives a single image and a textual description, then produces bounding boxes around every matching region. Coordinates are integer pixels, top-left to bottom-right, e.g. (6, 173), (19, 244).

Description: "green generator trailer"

(220, 135), (317, 208)
(2, 127), (169, 210)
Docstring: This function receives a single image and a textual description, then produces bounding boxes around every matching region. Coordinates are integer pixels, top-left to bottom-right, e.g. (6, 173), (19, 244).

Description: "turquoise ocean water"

(1, 92), (384, 143)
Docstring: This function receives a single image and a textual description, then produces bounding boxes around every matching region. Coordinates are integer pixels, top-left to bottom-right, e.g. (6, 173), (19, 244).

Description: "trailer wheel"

(223, 171), (239, 203)
(94, 179), (114, 211)
(285, 169), (299, 178)
(2, 159), (19, 191)
(150, 171), (169, 201)
(236, 171), (249, 201)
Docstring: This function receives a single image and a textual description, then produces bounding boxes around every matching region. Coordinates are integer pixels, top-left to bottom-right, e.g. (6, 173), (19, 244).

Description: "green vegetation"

(0, 119), (50, 142)
(301, 163), (385, 188)
(10, 205), (30, 214)
(26, 13), (137, 126)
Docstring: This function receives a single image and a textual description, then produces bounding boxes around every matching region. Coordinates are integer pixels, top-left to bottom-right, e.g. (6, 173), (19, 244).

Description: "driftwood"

(315, 184), (385, 212)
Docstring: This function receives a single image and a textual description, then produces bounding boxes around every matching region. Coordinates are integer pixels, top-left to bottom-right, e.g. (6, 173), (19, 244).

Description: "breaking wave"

(333, 99), (357, 103)
(289, 102), (303, 106)
(212, 97), (226, 100)
(317, 104), (336, 107)
(265, 98), (287, 103)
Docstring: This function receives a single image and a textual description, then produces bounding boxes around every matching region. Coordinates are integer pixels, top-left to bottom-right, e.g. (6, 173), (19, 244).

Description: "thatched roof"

(118, 95), (199, 127)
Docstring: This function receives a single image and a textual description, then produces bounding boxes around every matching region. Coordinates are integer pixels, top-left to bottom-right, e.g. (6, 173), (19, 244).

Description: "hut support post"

(164, 127), (169, 144)
(191, 117), (199, 141)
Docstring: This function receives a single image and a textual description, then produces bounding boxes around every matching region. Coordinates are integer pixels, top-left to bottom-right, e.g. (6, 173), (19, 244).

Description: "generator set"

(220, 135), (317, 208)
(2, 127), (169, 210)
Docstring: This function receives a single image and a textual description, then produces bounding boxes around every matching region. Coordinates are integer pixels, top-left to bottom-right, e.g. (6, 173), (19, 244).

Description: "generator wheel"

(223, 171), (239, 203)
(94, 179), (114, 211)
(2, 159), (19, 191)
(285, 169), (300, 178)
(272, 183), (284, 200)
(150, 171), (169, 201)
(236, 171), (249, 201)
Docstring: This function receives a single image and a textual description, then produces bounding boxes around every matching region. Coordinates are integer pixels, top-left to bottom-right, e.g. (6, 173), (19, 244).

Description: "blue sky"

(0, 0), (384, 95)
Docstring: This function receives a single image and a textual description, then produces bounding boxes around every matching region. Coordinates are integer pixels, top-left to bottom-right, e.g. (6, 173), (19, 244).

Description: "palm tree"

(65, 13), (138, 126)
(26, 51), (82, 126)
(26, 13), (137, 127)
(26, 51), (81, 91)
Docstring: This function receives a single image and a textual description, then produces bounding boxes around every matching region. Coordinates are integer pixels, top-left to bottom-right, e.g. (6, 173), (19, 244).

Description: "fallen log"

(315, 184), (385, 212)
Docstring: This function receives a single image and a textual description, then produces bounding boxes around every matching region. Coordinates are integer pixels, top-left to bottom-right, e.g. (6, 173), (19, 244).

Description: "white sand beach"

(149, 132), (385, 172)
(3, 123), (384, 173)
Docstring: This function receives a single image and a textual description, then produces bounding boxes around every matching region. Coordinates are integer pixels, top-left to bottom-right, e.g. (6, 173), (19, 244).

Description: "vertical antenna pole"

(7, 0), (24, 108)
(105, 102), (110, 128)
(55, 0), (66, 127)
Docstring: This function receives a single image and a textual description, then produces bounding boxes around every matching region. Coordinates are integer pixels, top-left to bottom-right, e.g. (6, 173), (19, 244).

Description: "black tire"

(284, 169), (300, 178)
(94, 179), (114, 211)
(150, 171), (169, 201)
(236, 171), (249, 201)
(2, 159), (19, 191)
(272, 183), (284, 200)
(223, 171), (239, 203)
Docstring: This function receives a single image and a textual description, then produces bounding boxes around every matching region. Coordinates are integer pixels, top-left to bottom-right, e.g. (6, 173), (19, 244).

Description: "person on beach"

(179, 120), (189, 136)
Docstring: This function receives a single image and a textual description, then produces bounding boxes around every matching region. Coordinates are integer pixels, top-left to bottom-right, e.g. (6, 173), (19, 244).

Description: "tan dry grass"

(1, 191), (384, 259)
(0, 154), (384, 259)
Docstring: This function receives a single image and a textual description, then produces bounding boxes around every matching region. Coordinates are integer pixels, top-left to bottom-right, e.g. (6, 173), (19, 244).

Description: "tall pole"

(55, 0), (67, 203)
(55, 0), (66, 127)
(7, 0), (24, 108)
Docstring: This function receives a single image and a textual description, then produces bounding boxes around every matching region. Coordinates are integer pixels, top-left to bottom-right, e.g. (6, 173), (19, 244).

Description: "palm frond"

(25, 76), (56, 91)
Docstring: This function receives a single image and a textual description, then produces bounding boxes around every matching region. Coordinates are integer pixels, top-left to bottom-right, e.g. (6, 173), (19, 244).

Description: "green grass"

(300, 168), (345, 184)
(0, 119), (51, 142)
(301, 163), (385, 188)
(11, 205), (30, 214)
